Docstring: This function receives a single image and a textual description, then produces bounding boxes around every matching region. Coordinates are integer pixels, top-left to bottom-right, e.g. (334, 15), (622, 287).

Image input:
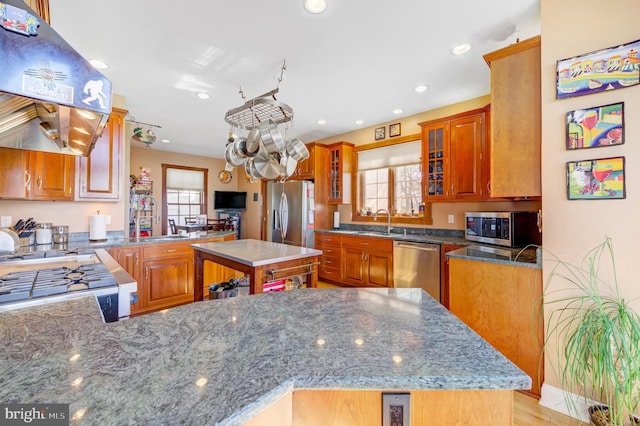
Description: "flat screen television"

(214, 191), (247, 210)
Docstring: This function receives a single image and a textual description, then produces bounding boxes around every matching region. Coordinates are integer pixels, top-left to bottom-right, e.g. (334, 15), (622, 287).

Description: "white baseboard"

(539, 383), (596, 423)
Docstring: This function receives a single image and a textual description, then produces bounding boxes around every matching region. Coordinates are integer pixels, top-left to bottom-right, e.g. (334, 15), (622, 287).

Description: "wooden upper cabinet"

(484, 36), (541, 198)
(76, 109), (125, 201)
(290, 142), (316, 180)
(27, 150), (75, 200)
(327, 141), (354, 204)
(420, 107), (487, 202)
(0, 148), (28, 199)
(0, 148), (74, 201)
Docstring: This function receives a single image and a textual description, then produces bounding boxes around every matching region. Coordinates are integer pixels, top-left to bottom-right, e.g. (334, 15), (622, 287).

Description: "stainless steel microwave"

(465, 211), (541, 247)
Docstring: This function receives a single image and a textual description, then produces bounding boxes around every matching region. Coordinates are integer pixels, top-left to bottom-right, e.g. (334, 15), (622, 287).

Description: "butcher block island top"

(192, 239), (322, 298)
(0, 288), (530, 425)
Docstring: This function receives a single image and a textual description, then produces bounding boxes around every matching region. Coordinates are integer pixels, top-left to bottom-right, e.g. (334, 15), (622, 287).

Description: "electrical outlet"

(105, 215), (111, 225)
(0, 216), (11, 228)
(448, 214), (455, 224)
(382, 393), (410, 426)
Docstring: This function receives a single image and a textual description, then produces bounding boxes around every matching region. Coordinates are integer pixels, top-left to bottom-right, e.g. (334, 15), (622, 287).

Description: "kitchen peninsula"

(0, 288), (530, 425)
(192, 239), (321, 299)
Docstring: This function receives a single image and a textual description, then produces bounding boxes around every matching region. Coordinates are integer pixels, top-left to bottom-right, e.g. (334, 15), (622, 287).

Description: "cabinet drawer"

(319, 266), (341, 281)
(315, 233), (342, 246)
(320, 254), (341, 269)
(143, 243), (193, 260)
(341, 235), (393, 252)
(315, 245), (340, 257)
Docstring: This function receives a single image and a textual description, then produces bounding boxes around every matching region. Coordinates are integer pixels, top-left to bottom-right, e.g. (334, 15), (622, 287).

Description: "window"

(162, 165), (208, 234)
(393, 164), (422, 215)
(355, 136), (431, 224)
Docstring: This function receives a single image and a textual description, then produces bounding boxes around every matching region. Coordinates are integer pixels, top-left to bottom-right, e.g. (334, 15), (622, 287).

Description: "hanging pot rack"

(224, 60), (293, 129)
(224, 88), (293, 129)
(222, 60), (308, 181)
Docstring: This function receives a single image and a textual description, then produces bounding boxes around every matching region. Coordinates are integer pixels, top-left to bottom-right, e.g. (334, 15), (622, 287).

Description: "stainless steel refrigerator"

(266, 180), (315, 247)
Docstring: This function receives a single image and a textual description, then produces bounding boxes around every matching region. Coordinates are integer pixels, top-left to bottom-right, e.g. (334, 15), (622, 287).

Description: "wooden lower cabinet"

(440, 244), (465, 309)
(314, 233), (343, 283)
(448, 258), (543, 398)
(109, 234), (235, 315)
(142, 256), (193, 311)
(248, 389), (513, 426)
(342, 235), (393, 287)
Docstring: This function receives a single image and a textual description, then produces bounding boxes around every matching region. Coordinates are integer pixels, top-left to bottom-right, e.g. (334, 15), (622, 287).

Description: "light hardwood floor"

(317, 281), (579, 425)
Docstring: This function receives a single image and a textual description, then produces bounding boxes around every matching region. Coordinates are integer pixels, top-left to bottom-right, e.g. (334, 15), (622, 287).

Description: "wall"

(0, 95), (128, 235)
(317, 94), (541, 230)
(540, 0), (640, 416)
(129, 140), (263, 239)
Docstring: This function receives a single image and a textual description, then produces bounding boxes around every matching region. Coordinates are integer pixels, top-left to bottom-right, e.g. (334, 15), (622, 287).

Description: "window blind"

(166, 168), (205, 190)
(357, 140), (421, 171)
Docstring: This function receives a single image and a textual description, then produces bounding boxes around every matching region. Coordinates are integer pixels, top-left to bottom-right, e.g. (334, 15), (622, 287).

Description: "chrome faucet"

(373, 209), (392, 234)
(135, 195), (161, 242)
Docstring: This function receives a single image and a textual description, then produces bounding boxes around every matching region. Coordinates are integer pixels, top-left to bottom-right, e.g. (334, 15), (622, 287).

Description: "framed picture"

(567, 156), (625, 200)
(556, 38), (640, 99)
(566, 102), (624, 149)
(389, 123), (401, 137)
(375, 126), (385, 141)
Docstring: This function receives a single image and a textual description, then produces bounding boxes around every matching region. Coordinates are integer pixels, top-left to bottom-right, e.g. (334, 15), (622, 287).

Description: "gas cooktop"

(0, 253), (117, 305)
(0, 248), (96, 262)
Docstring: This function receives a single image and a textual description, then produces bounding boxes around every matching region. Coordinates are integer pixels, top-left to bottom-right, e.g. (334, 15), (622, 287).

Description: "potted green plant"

(543, 237), (640, 425)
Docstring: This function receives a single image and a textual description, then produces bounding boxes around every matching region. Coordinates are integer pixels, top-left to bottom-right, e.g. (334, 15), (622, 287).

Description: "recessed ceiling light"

(414, 84), (429, 93)
(89, 59), (108, 69)
(161, 139), (170, 143)
(392, 108), (403, 115)
(196, 92), (210, 100)
(451, 43), (471, 55)
(317, 119), (326, 125)
(355, 119), (364, 125)
(304, 0), (326, 14)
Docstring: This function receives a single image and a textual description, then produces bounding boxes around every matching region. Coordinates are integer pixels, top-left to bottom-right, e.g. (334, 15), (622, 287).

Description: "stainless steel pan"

(258, 119), (285, 155)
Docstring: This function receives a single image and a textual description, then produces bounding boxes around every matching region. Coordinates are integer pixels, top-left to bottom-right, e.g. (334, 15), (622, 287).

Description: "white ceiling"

(49, 0), (540, 159)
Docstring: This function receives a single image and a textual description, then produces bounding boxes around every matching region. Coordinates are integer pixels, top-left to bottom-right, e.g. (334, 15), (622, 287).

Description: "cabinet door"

(143, 256), (194, 311)
(366, 251), (393, 287)
(342, 246), (365, 286)
(440, 244), (465, 309)
(421, 122), (449, 201)
(76, 111), (123, 200)
(110, 247), (142, 314)
(450, 114), (484, 200)
(327, 142), (353, 204)
(27, 151), (75, 200)
(0, 148), (27, 199)
(292, 144), (315, 180)
(484, 36), (541, 198)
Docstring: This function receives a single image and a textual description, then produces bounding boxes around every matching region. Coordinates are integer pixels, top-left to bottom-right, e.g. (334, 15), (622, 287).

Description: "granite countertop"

(446, 245), (541, 269)
(13, 231), (237, 255)
(0, 288), (530, 425)
(191, 239), (322, 266)
(316, 229), (541, 269)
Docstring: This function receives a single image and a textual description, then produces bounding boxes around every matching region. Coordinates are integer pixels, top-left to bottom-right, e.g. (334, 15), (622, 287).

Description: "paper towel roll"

(333, 211), (340, 229)
(90, 215), (108, 241)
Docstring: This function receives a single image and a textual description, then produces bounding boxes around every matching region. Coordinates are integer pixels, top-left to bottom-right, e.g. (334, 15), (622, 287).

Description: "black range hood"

(0, 0), (112, 156)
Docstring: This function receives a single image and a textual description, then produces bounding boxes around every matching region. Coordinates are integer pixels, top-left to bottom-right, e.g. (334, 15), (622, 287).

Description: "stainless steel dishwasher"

(393, 241), (441, 301)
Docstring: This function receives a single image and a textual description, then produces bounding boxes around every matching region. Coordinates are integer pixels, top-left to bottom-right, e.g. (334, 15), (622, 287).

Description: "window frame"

(352, 133), (432, 225)
(161, 164), (208, 235)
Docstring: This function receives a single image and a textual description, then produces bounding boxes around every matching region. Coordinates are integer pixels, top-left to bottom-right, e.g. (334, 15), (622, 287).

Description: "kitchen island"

(0, 288), (530, 425)
(192, 239), (321, 299)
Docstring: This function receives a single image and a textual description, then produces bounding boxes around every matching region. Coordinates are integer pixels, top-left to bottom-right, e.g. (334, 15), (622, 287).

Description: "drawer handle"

(164, 249), (177, 253)
(325, 260), (332, 264)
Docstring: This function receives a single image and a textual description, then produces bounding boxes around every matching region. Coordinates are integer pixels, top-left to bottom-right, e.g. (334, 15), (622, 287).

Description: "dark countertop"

(13, 231), (237, 255)
(0, 288), (531, 425)
(316, 229), (541, 269)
